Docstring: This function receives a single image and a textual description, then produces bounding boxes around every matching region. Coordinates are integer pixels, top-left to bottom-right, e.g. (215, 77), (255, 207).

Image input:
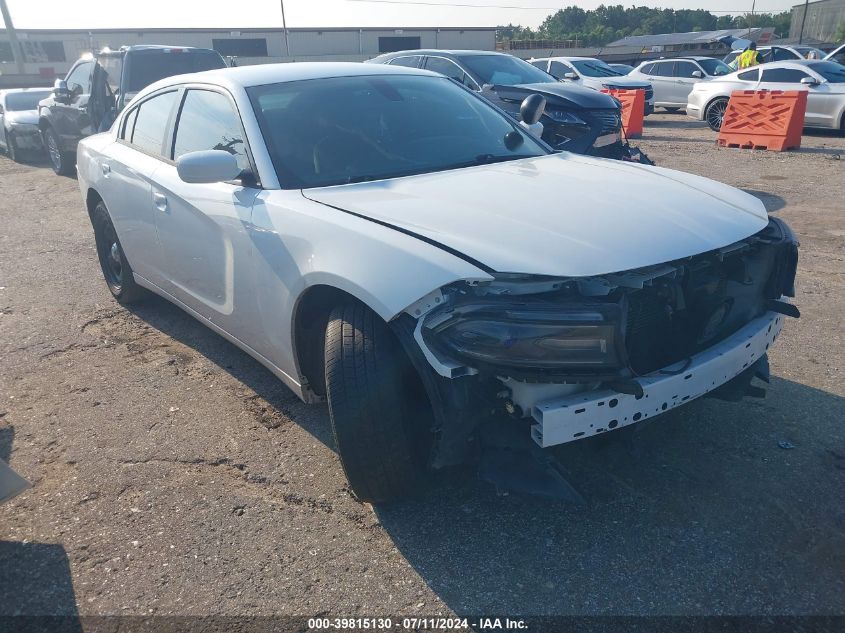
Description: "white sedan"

(688, 60), (845, 131)
(77, 63), (799, 502)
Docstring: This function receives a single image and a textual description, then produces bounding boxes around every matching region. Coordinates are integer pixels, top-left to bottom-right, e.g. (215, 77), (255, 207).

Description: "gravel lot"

(1, 114), (844, 621)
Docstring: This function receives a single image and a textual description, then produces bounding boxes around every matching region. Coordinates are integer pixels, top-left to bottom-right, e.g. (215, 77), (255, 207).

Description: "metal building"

(0, 26), (496, 78)
(790, 0), (845, 43)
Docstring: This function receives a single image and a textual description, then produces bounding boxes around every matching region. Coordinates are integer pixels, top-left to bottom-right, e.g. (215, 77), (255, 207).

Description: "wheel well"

(86, 189), (103, 220)
(293, 285), (361, 397)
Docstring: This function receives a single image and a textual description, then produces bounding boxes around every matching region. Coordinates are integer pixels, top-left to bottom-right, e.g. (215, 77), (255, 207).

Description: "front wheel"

(91, 200), (147, 304)
(6, 131), (19, 162)
(705, 98), (729, 132)
(324, 301), (432, 503)
(43, 126), (74, 175)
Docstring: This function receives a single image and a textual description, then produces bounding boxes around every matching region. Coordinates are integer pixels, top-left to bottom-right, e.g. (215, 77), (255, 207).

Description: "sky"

(4, 0), (801, 30)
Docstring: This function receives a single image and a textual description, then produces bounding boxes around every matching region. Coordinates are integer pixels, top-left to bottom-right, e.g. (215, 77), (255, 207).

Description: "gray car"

(0, 88), (51, 162)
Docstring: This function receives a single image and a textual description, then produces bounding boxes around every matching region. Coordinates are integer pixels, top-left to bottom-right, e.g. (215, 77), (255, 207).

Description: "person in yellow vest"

(739, 42), (764, 69)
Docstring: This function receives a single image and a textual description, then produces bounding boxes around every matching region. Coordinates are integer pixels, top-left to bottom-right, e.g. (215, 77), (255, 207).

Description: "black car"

(38, 45), (227, 175)
(366, 49), (630, 159)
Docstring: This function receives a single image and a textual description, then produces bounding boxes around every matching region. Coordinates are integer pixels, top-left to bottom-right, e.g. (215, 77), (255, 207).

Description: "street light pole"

(280, 0), (291, 58)
(798, 0), (810, 44)
(0, 0), (25, 75)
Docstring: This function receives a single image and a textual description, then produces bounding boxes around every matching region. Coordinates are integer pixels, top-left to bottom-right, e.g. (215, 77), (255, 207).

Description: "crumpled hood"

(303, 153), (769, 278)
(491, 82), (618, 109)
(4, 110), (38, 126)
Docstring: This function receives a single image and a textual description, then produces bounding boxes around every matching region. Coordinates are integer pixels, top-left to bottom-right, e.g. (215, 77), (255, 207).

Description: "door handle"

(153, 192), (168, 213)
(101, 163), (110, 176)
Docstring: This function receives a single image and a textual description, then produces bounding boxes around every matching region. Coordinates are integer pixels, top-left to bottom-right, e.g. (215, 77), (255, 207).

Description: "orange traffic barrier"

(717, 90), (808, 152)
(601, 88), (645, 139)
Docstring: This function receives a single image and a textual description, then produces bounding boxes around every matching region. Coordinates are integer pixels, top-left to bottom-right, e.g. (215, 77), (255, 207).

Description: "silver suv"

(628, 57), (731, 112)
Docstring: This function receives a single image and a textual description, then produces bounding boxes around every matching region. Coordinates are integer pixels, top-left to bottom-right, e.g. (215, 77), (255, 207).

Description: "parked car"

(825, 43), (845, 65)
(723, 45), (827, 68)
(688, 60), (845, 131)
(366, 50), (632, 159)
(528, 56), (654, 114)
(629, 57), (732, 112)
(0, 88), (51, 162)
(77, 62), (799, 503)
(608, 63), (635, 75)
(39, 45), (226, 175)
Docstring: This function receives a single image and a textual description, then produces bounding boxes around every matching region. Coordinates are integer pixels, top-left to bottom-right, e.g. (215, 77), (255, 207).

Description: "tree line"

(497, 5), (793, 48)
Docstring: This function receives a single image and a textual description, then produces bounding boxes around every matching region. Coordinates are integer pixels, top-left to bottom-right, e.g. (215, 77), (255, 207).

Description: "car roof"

(537, 56), (600, 62)
(376, 49), (509, 58)
(145, 61), (437, 92)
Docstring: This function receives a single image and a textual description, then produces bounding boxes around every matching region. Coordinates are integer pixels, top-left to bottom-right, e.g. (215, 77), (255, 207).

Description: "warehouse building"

(0, 26), (496, 79)
(790, 0), (845, 43)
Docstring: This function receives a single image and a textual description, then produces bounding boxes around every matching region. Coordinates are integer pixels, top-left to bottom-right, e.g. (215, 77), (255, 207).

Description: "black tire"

(324, 301), (432, 503)
(705, 97), (729, 132)
(663, 107), (681, 114)
(6, 131), (19, 162)
(43, 126), (74, 175)
(91, 200), (147, 304)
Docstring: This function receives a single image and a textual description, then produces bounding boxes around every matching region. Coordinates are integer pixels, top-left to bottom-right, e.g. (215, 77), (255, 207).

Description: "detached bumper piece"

(531, 311), (785, 448)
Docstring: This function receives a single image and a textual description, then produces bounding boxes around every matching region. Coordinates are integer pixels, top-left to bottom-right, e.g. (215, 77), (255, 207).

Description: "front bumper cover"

(530, 310), (785, 448)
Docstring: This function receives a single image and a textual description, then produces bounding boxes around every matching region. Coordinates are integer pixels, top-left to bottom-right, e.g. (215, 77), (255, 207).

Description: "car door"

(100, 89), (180, 287)
(759, 66), (831, 127)
(672, 60), (702, 105)
(150, 86), (261, 340)
(648, 61), (676, 105)
(53, 60), (95, 147)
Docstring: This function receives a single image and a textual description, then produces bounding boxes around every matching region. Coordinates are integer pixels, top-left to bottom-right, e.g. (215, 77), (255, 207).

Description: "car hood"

(600, 77), (652, 90)
(4, 110), (38, 126)
(302, 153), (769, 277)
(491, 82), (618, 109)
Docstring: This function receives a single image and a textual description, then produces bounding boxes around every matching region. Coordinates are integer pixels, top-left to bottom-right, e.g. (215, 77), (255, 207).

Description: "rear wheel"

(43, 126), (74, 175)
(91, 200), (147, 304)
(705, 97), (729, 132)
(324, 301), (432, 504)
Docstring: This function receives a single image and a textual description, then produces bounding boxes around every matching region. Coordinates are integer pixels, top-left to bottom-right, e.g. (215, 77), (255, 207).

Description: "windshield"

(4, 90), (51, 111)
(248, 74), (547, 190)
(125, 50), (226, 92)
(571, 59), (622, 78)
(460, 54), (556, 86)
(698, 58), (731, 76)
(809, 61), (845, 83)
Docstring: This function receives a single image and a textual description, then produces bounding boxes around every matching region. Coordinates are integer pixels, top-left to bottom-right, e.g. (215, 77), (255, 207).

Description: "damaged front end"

(393, 217), (799, 469)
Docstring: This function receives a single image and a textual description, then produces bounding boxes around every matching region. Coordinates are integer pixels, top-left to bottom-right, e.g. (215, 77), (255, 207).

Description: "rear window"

(125, 50), (226, 93)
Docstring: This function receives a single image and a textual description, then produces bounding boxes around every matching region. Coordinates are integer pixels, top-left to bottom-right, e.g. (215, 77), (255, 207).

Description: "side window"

(530, 60), (548, 72)
(549, 61), (570, 78)
(130, 91), (178, 156)
(772, 48), (795, 62)
(639, 63), (655, 75)
(738, 69), (760, 81)
(761, 68), (810, 83)
(173, 89), (249, 172)
(652, 62), (674, 77)
(674, 61), (698, 78)
(120, 106), (139, 141)
(424, 57), (476, 90)
(65, 61), (94, 97)
(388, 55), (421, 68)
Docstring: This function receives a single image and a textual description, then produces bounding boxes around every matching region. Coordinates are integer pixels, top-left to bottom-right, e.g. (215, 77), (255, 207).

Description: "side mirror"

(692, 70), (703, 79)
(563, 72), (578, 80)
(800, 77), (819, 86)
(519, 94), (546, 125)
(176, 150), (242, 184)
(53, 79), (70, 103)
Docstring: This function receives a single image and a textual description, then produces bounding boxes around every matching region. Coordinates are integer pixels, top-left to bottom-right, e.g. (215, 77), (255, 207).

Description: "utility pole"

(798, 0), (810, 44)
(0, 0), (25, 75)
(280, 0), (291, 58)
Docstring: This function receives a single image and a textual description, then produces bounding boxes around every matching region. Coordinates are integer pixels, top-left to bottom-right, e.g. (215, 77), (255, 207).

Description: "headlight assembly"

(423, 299), (626, 373)
(543, 109), (587, 126)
